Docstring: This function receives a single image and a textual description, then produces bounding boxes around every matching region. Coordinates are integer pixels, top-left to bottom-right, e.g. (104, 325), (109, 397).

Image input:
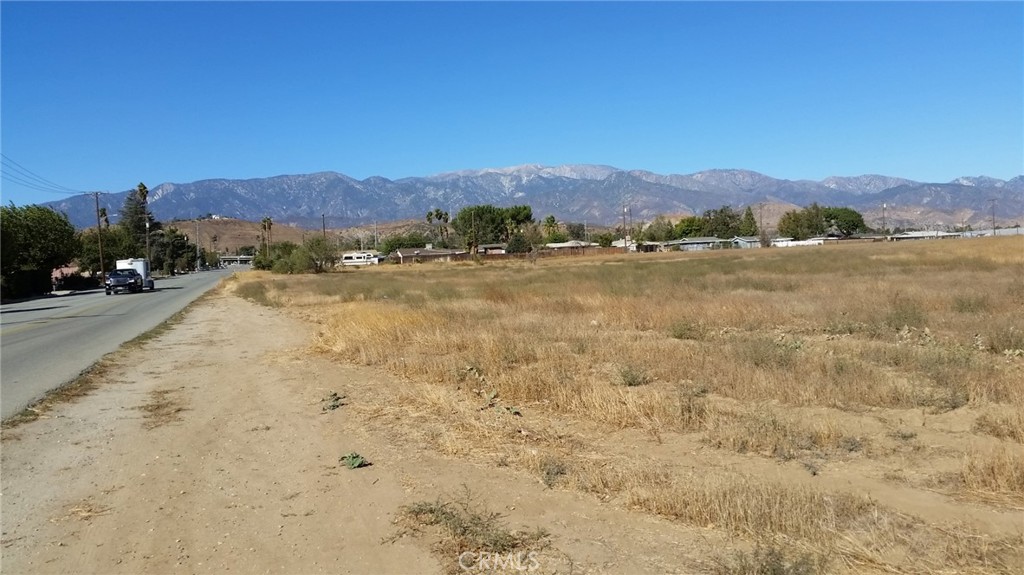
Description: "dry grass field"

(230, 236), (1024, 574)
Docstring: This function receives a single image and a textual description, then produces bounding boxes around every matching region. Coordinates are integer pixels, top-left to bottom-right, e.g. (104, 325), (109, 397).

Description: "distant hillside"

(43, 166), (1024, 231)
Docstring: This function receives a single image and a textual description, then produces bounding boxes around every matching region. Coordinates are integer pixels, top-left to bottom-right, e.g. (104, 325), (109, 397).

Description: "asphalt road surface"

(0, 268), (234, 420)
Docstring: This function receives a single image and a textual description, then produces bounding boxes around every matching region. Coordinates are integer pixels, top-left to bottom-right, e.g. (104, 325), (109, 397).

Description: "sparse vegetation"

(391, 487), (549, 574)
(340, 452), (370, 469)
(235, 236), (1024, 574)
(712, 543), (826, 575)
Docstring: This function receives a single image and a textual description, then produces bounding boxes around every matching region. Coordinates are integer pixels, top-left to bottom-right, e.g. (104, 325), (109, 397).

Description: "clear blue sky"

(2, 1), (1022, 206)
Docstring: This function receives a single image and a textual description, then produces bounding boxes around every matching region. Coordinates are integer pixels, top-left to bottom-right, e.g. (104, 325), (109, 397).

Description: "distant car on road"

(105, 269), (143, 295)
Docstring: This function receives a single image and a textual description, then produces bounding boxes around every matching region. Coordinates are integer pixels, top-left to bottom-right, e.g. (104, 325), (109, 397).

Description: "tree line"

(1, 183), (211, 299)
(2, 193), (874, 292)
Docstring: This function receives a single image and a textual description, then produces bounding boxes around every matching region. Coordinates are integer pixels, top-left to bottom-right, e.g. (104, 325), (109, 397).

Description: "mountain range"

(44, 165), (1024, 231)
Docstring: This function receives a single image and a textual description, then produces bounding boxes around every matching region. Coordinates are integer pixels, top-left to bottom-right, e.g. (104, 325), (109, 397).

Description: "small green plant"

(322, 391), (345, 411)
(340, 452), (370, 469)
(619, 364), (652, 387)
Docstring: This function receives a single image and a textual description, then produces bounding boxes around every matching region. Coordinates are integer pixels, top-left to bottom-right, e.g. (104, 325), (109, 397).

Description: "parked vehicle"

(340, 251), (382, 266)
(105, 269), (143, 295)
(115, 258), (155, 290)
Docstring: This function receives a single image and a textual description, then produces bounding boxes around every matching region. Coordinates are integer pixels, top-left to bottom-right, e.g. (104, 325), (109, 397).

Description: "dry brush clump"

(631, 473), (1024, 574)
(956, 446), (1024, 505)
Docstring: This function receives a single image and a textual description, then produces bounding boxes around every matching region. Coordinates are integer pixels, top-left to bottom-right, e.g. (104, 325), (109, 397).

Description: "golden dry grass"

(232, 236), (1024, 573)
(959, 446), (1024, 506)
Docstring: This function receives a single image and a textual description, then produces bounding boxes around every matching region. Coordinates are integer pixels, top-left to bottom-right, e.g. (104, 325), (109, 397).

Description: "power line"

(1, 153), (84, 192)
(1, 154), (89, 195)
(1, 170), (84, 195)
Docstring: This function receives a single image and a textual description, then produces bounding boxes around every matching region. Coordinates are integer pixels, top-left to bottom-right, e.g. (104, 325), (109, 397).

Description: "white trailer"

(116, 258), (155, 290)
(340, 251), (382, 266)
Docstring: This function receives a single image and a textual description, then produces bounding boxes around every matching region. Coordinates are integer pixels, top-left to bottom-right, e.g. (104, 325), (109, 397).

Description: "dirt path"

(2, 291), (731, 574)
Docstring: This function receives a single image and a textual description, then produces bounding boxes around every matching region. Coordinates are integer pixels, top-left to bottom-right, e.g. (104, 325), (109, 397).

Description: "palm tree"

(261, 217), (273, 255)
(433, 209), (449, 242)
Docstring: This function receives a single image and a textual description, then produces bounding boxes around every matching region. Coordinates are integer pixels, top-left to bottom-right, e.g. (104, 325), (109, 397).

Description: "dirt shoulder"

(1, 290), (728, 574)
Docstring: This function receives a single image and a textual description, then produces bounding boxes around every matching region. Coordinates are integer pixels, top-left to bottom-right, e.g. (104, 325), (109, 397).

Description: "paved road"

(1, 268), (234, 420)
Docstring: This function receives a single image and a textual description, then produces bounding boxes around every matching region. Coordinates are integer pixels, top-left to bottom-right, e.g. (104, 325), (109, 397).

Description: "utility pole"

(322, 213), (326, 238)
(989, 199), (997, 236)
(94, 192), (105, 283)
(145, 220), (151, 262)
(622, 204), (628, 254)
(374, 220), (378, 250)
(622, 205), (630, 250)
(195, 218), (200, 269)
(881, 203), (887, 235)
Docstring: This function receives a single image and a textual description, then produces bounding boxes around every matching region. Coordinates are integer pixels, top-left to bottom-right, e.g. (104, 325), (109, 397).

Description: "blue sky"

(2, 1), (1022, 206)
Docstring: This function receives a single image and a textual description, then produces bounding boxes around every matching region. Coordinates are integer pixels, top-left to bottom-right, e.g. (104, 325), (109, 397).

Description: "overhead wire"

(1, 153), (92, 196)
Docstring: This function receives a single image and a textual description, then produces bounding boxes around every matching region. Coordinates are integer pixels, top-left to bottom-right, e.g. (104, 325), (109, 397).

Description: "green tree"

(426, 208), (452, 245)
(451, 205), (507, 252)
(673, 216), (704, 239)
(739, 206), (759, 236)
(1, 205), (80, 284)
(777, 210), (804, 240)
(303, 236), (338, 273)
(777, 203), (827, 240)
(261, 217), (273, 255)
(380, 232), (429, 255)
(702, 206), (741, 239)
(25, 205), (80, 272)
(0, 204), (25, 279)
(546, 230), (569, 244)
(644, 216), (675, 242)
(565, 222), (586, 241)
(506, 232), (532, 254)
(503, 205), (534, 237)
(77, 226), (133, 276)
(822, 207), (867, 237)
(148, 227), (192, 275)
(119, 183), (159, 256)
(594, 232), (616, 248)
(542, 215), (570, 243)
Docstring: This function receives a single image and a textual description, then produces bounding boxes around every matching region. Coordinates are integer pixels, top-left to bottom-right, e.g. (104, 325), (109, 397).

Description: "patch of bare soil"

(1, 292), (734, 574)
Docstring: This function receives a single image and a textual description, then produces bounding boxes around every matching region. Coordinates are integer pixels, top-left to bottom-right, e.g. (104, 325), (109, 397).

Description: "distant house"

(888, 231), (961, 241)
(772, 237), (823, 248)
(731, 236), (761, 249)
(611, 238), (637, 251)
(393, 247), (467, 264)
(544, 240), (595, 250)
(665, 237), (729, 251)
(477, 243), (507, 255)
